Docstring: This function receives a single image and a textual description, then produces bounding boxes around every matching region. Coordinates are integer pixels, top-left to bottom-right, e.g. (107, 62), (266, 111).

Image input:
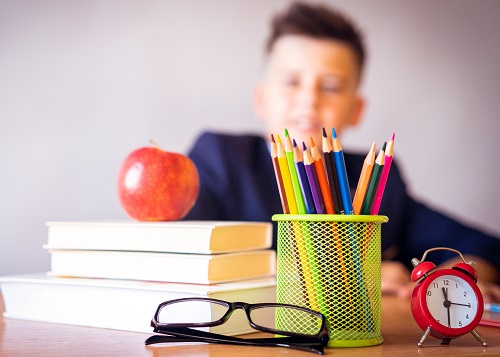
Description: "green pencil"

(284, 129), (307, 214)
(360, 142), (386, 215)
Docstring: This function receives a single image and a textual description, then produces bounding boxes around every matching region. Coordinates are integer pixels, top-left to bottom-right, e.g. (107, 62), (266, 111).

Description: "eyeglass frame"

(150, 297), (329, 343)
(146, 326), (327, 354)
(151, 297), (328, 342)
(147, 297), (329, 354)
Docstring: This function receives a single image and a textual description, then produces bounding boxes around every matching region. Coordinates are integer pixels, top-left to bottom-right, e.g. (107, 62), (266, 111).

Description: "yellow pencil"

(352, 142), (377, 215)
(275, 134), (298, 214)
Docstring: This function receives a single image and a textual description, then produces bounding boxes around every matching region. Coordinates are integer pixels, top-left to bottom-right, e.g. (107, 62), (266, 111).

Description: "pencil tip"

(292, 138), (297, 147)
(322, 127), (327, 137)
(332, 127), (338, 139)
(371, 141), (376, 150)
(270, 134), (275, 142)
(284, 128), (289, 137)
(390, 132), (395, 140)
(310, 137), (316, 147)
(275, 134), (282, 144)
(382, 141), (387, 151)
(302, 141), (307, 151)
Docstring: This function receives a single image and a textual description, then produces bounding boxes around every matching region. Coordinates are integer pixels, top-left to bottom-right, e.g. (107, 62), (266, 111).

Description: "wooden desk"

(0, 295), (498, 356)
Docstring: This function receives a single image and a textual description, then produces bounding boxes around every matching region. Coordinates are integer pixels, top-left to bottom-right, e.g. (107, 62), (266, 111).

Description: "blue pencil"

(293, 139), (316, 214)
(485, 303), (500, 313)
(331, 128), (353, 214)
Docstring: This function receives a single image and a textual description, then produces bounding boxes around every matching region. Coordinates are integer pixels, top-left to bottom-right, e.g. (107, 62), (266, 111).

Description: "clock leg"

(417, 326), (432, 347)
(440, 338), (451, 345)
(471, 329), (488, 347)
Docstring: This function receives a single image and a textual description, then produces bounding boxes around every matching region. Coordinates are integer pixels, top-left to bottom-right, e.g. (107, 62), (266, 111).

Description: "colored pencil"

(302, 142), (325, 214)
(293, 139), (316, 214)
(484, 303), (500, 313)
(275, 134), (298, 214)
(287, 135), (320, 310)
(331, 128), (353, 214)
(310, 138), (335, 214)
(270, 134), (289, 214)
(352, 142), (377, 215)
(371, 133), (395, 215)
(284, 129), (307, 214)
(322, 128), (343, 213)
(361, 142), (386, 215)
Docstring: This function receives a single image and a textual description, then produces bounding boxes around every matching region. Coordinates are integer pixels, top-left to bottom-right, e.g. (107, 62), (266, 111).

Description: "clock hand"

(450, 302), (470, 307)
(442, 287), (451, 327)
(442, 287), (448, 301)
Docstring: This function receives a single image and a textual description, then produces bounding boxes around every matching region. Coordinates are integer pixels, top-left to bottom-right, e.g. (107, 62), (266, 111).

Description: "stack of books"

(0, 220), (277, 335)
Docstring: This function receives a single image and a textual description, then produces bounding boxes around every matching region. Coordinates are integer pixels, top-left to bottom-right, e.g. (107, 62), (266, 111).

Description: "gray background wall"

(1, 0), (499, 275)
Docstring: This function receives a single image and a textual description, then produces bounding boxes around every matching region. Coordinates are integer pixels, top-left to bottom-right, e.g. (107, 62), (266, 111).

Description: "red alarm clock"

(410, 247), (488, 347)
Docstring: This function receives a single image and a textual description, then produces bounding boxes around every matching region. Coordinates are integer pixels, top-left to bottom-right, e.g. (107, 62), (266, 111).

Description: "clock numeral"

(455, 283), (458, 288)
(466, 314), (469, 319)
(432, 282), (438, 289)
(427, 291), (432, 296)
(468, 303), (471, 308)
(459, 321), (463, 327)
(443, 279), (449, 286)
(463, 291), (467, 297)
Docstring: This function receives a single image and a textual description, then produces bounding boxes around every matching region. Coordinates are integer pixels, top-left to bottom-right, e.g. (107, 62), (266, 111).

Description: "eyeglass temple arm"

(155, 326), (325, 344)
(146, 327), (325, 354)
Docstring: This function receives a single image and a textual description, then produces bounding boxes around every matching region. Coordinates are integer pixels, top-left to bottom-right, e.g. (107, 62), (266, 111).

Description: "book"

(480, 309), (500, 328)
(0, 273), (277, 335)
(45, 220), (272, 254)
(47, 249), (276, 284)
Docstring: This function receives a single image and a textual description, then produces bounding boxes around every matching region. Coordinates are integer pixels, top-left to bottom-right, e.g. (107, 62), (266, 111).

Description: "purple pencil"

(293, 139), (316, 214)
(302, 142), (325, 214)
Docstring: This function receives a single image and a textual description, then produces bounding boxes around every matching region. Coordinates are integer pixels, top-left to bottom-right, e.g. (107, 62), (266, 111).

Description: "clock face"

(425, 274), (479, 329)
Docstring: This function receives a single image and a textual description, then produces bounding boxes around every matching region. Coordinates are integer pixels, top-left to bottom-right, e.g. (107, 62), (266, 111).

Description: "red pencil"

(371, 133), (395, 215)
(310, 137), (335, 214)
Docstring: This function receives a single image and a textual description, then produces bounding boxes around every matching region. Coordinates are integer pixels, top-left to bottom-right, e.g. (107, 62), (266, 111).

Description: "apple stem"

(149, 140), (160, 149)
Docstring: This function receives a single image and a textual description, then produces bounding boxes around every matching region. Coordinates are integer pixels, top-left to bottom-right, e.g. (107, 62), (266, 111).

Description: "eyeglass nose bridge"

(225, 302), (255, 324)
(229, 301), (251, 310)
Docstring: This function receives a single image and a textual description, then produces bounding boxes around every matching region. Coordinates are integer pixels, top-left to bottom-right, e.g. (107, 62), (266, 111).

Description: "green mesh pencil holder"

(272, 214), (389, 348)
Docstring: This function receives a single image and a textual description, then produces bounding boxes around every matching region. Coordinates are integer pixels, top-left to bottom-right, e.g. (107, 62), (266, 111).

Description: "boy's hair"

(266, 1), (366, 78)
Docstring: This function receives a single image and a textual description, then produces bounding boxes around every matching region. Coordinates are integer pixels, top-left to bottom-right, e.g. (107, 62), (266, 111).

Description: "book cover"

(45, 220), (272, 254)
(0, 273), (277, 335)
(47, 249), (277, 284)
(480, 310), (500, 328)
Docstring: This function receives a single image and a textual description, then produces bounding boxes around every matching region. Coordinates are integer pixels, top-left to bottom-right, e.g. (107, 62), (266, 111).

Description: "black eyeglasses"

(144, 297), (329, 354)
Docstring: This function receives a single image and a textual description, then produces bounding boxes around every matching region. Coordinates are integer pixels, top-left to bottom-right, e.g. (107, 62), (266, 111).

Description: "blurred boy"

(185, 2), (500, 301)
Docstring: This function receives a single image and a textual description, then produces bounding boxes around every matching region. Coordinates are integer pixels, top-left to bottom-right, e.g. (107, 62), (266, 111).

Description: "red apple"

(117, 144), (200, 221)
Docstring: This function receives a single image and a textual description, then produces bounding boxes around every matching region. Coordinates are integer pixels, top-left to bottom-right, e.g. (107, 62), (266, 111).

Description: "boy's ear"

(349, 95), (365, 127)
(253, 83), (267, 121)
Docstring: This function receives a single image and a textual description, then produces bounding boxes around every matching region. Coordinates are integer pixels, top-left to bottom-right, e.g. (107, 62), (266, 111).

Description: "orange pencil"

(352, 142), (376, 215)
(270, 134), (289, 214)
(310, 138), (335, 214)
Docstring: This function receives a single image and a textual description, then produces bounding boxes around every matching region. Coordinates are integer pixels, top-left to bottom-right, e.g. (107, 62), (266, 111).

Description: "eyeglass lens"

(157, 300), (323, 336)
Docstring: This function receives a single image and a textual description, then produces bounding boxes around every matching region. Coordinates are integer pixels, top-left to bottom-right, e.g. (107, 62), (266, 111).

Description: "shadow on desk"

(0, 295), (498, 356)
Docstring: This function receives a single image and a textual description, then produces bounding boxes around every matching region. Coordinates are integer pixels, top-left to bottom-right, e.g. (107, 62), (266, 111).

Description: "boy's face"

(254, 35), (364, 146)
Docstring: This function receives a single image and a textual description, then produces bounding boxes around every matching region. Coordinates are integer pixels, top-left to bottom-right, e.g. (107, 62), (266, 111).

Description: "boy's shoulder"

(190, 131), (267, 155)
(193, 131), (265, 145)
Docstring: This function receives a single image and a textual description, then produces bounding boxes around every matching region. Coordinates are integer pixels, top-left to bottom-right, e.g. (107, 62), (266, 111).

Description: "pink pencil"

(370, 133), (395, 215)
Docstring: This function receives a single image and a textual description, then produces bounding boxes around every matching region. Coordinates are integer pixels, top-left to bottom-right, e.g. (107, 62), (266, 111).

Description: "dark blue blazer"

(185, 132), (500, 268)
